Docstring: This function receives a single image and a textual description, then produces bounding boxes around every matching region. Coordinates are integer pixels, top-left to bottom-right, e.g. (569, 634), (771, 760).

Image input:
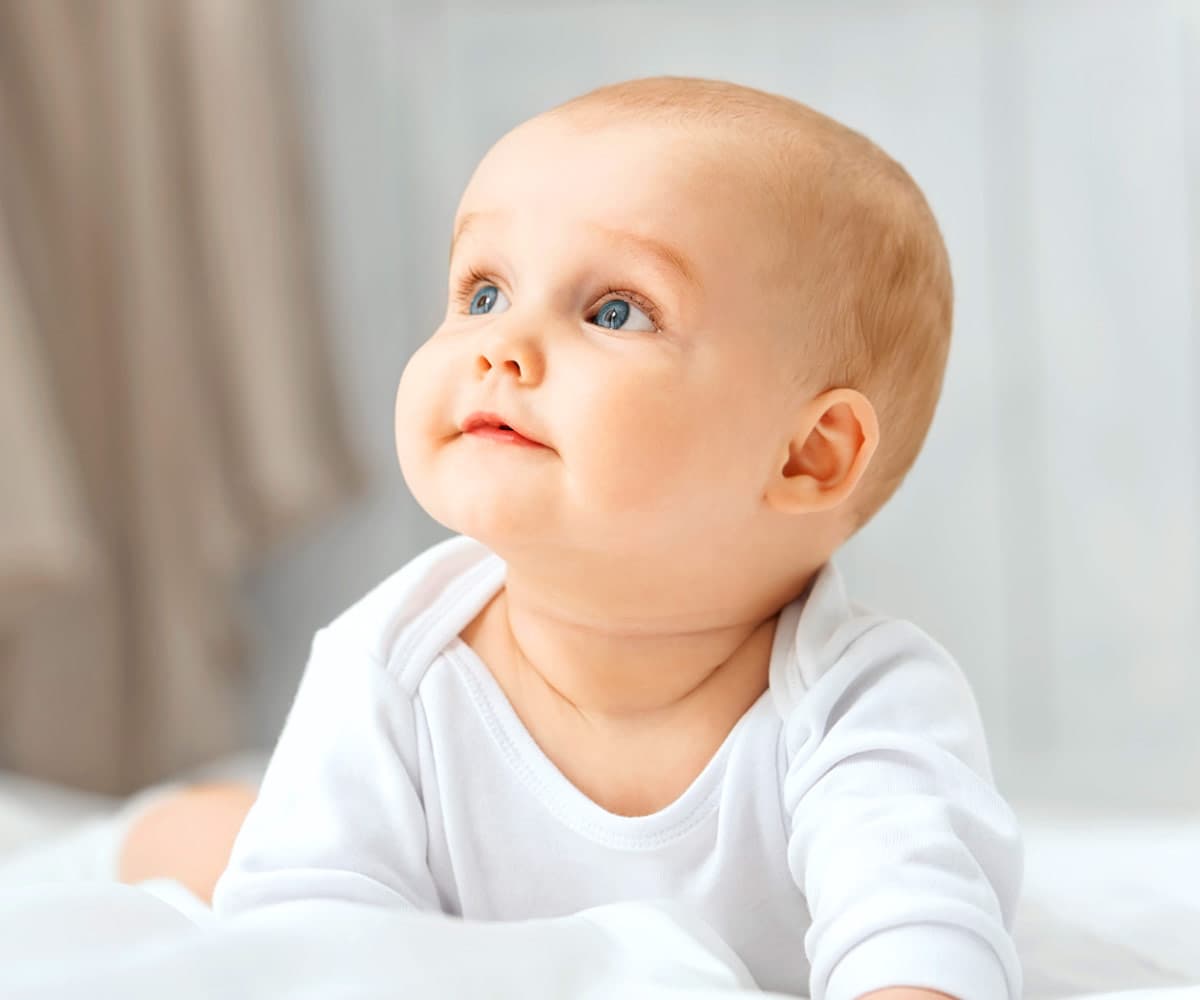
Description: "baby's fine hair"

(547, 77), (954, 532)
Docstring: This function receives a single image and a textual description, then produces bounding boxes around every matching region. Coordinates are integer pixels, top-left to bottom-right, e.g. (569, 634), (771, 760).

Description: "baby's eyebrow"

(449, 212), (699, 292)
(588, 223), (699, 292)
(449, 211), (490, 262)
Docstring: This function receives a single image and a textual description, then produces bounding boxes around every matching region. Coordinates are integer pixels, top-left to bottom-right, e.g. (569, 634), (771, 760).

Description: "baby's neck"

(464, 573), (781, 727)
(458, 563), (821, 815)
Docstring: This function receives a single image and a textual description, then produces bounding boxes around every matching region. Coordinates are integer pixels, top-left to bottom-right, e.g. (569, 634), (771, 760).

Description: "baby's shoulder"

(770, 561), (979, 729)
(318, 533), (501, 692)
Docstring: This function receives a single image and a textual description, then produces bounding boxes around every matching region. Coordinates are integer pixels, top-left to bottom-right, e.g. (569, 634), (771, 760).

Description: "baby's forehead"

(474, 114), (721, 188)
(458, 112), (791, 255)
(457, 161), (783, 322)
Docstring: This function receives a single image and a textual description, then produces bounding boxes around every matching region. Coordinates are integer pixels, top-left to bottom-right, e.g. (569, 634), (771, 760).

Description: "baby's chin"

(424, 483), (537, 547)
(398, 434), (564, 555)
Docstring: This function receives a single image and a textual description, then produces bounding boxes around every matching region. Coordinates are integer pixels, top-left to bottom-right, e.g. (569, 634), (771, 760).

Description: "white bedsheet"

(0, 884), (783, 999)
(1, 765), (1198, 1000)
(1016, 809), (1200, 998)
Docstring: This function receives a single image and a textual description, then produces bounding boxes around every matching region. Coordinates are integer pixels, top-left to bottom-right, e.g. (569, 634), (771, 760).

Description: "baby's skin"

(392, 101), (879, 819)
(118, 781), (256, 904)
(122, 79), (961, 1000)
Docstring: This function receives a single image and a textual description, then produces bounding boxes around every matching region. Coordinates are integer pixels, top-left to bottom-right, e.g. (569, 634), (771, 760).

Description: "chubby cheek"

(573, 350), (781, 535)
(569, 380), (734, 519)
(394, 340), (446, 502)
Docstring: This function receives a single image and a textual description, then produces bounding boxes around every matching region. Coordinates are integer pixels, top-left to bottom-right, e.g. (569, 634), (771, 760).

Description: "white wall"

(241, 0), (1200, 812)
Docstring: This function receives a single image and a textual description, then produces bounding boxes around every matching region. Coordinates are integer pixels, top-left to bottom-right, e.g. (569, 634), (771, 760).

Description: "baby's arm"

(783, 620), (1023, 1000)
(211, 625), (441, 917)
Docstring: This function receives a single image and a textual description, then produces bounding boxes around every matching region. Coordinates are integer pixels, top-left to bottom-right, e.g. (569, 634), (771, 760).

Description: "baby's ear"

(764, 388), (879, 516)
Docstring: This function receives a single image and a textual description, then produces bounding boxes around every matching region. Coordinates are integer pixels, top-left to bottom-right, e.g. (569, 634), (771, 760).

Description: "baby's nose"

(474, 327), (544, 384)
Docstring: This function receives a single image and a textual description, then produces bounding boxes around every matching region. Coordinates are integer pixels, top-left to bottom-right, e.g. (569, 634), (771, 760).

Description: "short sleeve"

(782, 621), (1023, 1000)
(211, 625), (441, 917)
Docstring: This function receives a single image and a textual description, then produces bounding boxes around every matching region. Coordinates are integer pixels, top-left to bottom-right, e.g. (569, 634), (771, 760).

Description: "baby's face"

(396, 114), (802, 569)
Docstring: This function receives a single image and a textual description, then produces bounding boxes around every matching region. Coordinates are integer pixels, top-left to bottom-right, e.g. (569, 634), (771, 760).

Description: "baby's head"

(396, 77), (951, 617)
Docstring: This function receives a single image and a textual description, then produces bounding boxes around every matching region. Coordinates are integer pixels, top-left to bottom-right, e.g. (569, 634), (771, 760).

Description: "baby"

(137, 77), (1022, 999)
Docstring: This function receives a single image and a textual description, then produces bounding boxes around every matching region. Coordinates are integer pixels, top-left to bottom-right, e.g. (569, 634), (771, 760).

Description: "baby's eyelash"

(452, 266), (494, 305)
(594, 285), (663, 331)
(452, 268), (663, 331)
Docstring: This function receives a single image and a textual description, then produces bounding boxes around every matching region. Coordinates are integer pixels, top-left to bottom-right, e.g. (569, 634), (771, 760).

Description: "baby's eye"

(468, 284), (510, 315)
(588, 298), (655, 332)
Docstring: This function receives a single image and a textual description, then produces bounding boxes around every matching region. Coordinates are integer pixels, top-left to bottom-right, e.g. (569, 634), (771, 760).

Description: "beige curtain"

(0, 0), (364, 794)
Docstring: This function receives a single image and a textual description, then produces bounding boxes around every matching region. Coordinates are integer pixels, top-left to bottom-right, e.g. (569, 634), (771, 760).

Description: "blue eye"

(469, 284), (510, 315)
(589, 298), (654, 332)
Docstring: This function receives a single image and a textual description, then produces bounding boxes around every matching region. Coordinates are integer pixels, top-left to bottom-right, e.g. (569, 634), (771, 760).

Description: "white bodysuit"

(212, 534), (1022, 1000)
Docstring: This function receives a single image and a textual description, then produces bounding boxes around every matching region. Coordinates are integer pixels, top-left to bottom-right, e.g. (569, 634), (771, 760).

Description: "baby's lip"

(460, 410), (549, 448)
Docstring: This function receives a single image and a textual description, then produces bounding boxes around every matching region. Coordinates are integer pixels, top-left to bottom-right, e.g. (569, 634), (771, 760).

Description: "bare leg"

(116, 781), (257, 905)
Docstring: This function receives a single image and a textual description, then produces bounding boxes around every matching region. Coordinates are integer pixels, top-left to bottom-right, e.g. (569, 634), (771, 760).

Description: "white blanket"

(2, 764), (1199, 1000)
(0, 883), (781, 999)
(0, 880), (1197, 1000)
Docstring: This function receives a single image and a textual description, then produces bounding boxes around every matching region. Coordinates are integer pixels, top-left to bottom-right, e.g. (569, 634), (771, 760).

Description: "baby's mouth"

(460, 411), (549, 449)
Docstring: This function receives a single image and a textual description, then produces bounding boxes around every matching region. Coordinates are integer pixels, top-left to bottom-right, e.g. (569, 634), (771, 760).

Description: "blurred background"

(0, 0), (1196, 814)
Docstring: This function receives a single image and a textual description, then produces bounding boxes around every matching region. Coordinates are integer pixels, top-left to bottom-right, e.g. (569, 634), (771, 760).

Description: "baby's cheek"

(394, 343), (443, 477)
(576, 392), (707, 515)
